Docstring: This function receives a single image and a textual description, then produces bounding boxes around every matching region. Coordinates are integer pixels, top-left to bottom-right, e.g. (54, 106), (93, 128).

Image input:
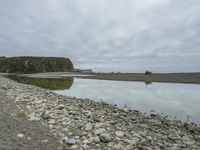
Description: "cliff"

(0, 56), (74, 73)
(7, 75), (74, 90)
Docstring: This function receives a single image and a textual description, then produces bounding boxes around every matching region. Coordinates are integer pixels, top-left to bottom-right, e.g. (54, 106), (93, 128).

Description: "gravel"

(0, 75), (200, 150)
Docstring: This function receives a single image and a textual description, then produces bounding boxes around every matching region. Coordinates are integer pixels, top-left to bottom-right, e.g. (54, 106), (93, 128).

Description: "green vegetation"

(0, 56), (74, 73)
(7, 75), (74, 90)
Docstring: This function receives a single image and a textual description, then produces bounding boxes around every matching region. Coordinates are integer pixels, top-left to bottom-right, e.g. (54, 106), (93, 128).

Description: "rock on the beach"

(17, 133), (24, 138)
(182, 136), (196, 145)
(99, 133), (111, 143)
(1, 75), (200, 150)
(28, 113), (40, 121)
(93, 136), (100, 143)
(131, 134), (144, 144)
(61, 136), (68, 143)
(57, 104), (65, 110)
(115, 131), (125, 137)
(42, 139), (49, 143)
(85, 123), (93, 131)
(94, 128), (107, 135)
(67, 138), (76, 145)
(2, 85), (7, 89)
(71, 145), (78, 149)
(168, 134), (181, 140)
(48, 119), (56, 125)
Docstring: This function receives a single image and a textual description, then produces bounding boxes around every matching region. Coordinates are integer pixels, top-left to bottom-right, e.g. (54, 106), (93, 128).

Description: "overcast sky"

(0, 0), (200, 72)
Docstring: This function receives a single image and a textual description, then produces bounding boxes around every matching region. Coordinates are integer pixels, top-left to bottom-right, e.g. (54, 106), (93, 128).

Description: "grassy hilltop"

(0, 56), (74, 73)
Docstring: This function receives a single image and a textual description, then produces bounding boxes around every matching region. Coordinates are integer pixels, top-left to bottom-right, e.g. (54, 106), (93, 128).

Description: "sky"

(0, 0), (200, 73)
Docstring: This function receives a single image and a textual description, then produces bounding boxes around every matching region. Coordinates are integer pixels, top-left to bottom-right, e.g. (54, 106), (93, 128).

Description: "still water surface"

(55, 78), (200, 123)
(8, 75), (200, 123)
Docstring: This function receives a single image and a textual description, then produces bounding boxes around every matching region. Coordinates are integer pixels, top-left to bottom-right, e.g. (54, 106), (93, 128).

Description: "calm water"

(8, 75), (200, 123)
(55, 78), (200, 124)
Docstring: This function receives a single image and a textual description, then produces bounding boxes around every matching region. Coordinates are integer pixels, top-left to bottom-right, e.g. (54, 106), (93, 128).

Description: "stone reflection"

(7, 75), (74, 90)
(145, 81), (152, 86)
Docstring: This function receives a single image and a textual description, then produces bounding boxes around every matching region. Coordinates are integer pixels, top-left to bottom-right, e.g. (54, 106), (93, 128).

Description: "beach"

(0, 75), (200, 150)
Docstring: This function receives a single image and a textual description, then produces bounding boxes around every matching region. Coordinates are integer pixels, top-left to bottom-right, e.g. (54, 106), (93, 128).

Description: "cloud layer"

(0, 0), (200, 72)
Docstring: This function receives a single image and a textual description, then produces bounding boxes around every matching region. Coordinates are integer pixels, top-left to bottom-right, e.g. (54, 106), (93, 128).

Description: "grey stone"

(182, 136), (196, 145)
(17, 133), (24, 138)
(67, 138), (76, 145)
(99, 134), (111, 143)
(93, 136), (100, 143)
(168, 134), (181, 140)
(115, 131), (124, 137)
(94, 128), (107, 135)
(85, 123), (93, 131)
(61, 136), (68, 143)
(71, 145), (78, 149)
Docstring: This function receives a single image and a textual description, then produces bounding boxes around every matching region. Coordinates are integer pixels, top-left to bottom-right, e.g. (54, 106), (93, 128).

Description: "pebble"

(99, 133), (111, 143)
(61, 136), (68, 143)
(85, 123), (93, 131)
(93, 136), (100, 143)
(168, 134), (180, 140)
(115, 131), (124, 137)
(67, 138), (76, 145)
(42, 139), (48, 143)
(71, 145), (78, 149)
(17, 133), (24, 138)
(94, 128), (107, 135)
(182, 136), (196, 145)
(1, 76), (199, 150)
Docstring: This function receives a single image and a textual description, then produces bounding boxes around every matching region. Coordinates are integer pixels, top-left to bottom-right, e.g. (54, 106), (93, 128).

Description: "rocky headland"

(0, 75), (200, 150)
(0, 56), (74, 73)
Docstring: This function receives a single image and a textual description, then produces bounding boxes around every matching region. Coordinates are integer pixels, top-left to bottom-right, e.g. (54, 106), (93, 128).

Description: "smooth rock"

(99, 133), (111, 143)
(28, 113), (40, 121)
(94, 128), (107, 135)
(42, 139), (48, 143)
(182, 136), (196, 145)
(115, 131), (125, 137)
(48, 119), (56, 125)
(2, 85), (7, 89)
(17, 133), (24, 138)
(61, 136), (68, 143)
(85, 123), (93, 131)
(83, 144), (90, 149)
(93, 136), (100, 143)
(67, 138), (76, 145)
(71, 145), (78, 149)
(168, 134), (180, 140)
(57, 104), (65, 110)
(146, 136), (152, 142)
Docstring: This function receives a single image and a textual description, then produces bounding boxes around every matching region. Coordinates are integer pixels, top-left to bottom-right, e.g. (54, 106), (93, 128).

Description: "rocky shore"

(0, 75), (200, 150)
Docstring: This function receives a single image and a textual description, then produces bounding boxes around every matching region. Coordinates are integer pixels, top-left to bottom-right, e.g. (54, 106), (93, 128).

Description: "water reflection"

(7, 75), (200, 123)
(7, 75), (74, 90)
(145, 81), (152, 86)
(55, 78), (200, 123)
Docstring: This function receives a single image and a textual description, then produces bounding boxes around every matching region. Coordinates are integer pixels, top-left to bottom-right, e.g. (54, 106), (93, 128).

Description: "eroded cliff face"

(0, 56), (74, 73)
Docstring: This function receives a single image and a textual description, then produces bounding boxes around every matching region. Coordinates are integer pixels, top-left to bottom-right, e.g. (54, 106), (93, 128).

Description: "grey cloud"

(0, 0), (200, 72)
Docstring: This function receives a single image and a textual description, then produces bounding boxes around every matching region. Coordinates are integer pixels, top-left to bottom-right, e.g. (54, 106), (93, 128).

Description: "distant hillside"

(0, 56), (74, 73)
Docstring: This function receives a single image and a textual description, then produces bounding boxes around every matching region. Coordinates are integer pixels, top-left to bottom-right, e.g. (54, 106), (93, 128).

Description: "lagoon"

(55, 78), (200, 123)
(8, 75), (200, 123)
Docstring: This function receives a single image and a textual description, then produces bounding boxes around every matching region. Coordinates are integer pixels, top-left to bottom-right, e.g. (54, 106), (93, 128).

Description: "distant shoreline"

(2, 72), (200, 84)
(78, 72), (200, 84)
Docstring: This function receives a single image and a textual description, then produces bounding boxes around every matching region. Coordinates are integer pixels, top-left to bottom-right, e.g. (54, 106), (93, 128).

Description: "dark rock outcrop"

(0, 56), (74, 73)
